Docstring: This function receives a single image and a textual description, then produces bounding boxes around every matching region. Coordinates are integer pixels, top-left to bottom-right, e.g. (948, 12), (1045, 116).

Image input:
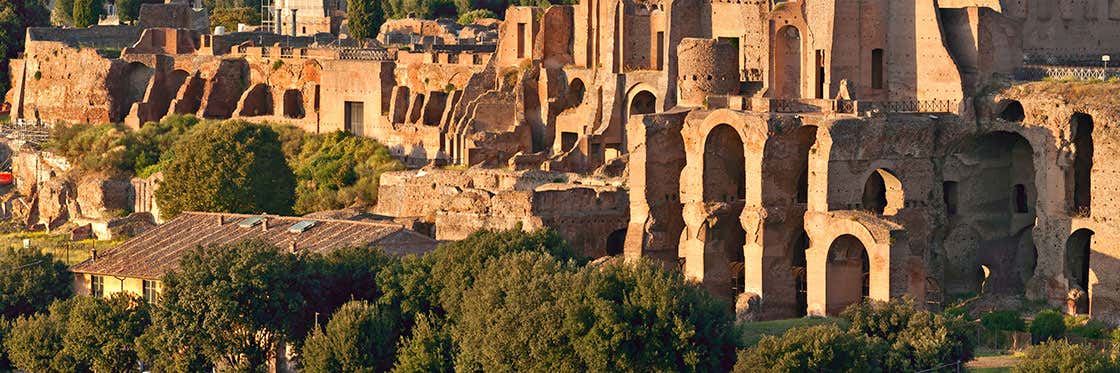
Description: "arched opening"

(791, 230), (809, 317)
(173, 73), (204, 115)
(794, 126), (816, 204)
(1071, 113), (1093, 216)
(1066, 229), (1093, 314)
(116, 62), (154, 122)
(702, 124), (746, 203)
(826, 234), (869, 315)
(773, 25), (802, 99)
(283, 89), (304, 118)
(950, 131), (1037, 296)
(605, 228), (626, 256)
(629, 90), (656, 116)
(567, 78), (585, 108)
(998, 100), (1025, 122)
(238, 84), (272, 117)
(704, 212), (746, 299)
(862, 169), (903, 215)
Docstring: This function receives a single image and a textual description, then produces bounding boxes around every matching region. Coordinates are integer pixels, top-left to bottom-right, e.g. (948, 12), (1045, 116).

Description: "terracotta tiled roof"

(71, 211), (438, 279)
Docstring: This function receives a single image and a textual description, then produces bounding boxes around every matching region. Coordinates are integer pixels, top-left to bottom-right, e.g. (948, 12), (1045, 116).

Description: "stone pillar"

(290, 9), (298, 36)
(274, 8), (283, 35)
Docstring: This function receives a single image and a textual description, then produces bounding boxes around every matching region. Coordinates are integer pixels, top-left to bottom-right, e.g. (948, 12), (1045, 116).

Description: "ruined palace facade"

(7, 0), (1120, 322)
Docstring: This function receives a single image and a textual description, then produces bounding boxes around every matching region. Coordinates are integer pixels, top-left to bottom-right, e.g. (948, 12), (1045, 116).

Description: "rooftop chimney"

(262, 218), (269, 232)
(90, 248), (98, 261)
(216, 214), (225, 226)
(288, 240), (297, 253)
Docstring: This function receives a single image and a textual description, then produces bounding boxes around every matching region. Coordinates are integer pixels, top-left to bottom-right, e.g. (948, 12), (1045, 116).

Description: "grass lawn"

(737, 317), (844, 347)
(0, 230), (123, 266)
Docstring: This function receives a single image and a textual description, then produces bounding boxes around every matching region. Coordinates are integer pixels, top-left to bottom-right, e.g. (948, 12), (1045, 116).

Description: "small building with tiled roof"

(69, 211), (439, 301)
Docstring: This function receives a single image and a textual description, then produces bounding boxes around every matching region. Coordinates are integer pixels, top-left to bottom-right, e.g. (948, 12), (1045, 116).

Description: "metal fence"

(338, 48), (396, 61)
(1014, 65), (1120, 81)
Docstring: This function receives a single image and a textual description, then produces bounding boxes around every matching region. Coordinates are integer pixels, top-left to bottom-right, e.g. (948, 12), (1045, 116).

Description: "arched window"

(629, 90), (656, 116)
(826, 234), (869, 315)
(1071, 113), (1093, 215)
(703, 124), (746, 203)
(862, 169), (903, 215)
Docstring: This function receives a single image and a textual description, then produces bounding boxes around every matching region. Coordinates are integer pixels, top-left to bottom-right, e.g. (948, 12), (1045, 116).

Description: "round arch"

(862, 168), (904, 215)
(703, 124), (746, 203)
(772, 25), (803, 99)
(1066, 228), (1094, 314)
(825, 234), (869, 315)
(625, 83), (659, 117)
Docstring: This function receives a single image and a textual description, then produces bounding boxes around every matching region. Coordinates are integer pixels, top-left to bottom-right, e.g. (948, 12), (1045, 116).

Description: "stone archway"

(283, 89), (305, 118)
(238, 84), (273, 117)
(773, 25), (802, 99)
(825, 234), (869, 315)
(629, 90), (656, 116)
(862, 169), (903, 215)
(703, 124), (746, 203)
(606, 228), (627, 256)
(1066, 229), (1093, 314)
(567, 78), (585, 108)
(948, 131), (1037, 296)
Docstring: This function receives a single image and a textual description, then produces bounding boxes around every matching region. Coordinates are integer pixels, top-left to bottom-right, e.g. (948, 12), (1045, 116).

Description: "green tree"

(292, 131), (403, 214)
(427, 228), (579, 318)
(209, 6), (260, 31)
(1030, 310), (1066, 343)
(391, 313), (452, 372)
(4, 295), (150, 373)
(4, 310), (73, 372)
(72, 0), (101, 27)
(451, 252), (578, 371)
(144, 240), (308, 371)
(116, 0), (140, 23)
(0, 0), (50, 96)
(1013, 340), (1116, 373)
(0, 247), (72, 319)
(61, 294), (151, 373)
(52, 0), (75, 25)
(301, 300), (399, 372)
(155, 120), (295, 218)
(346, 0), (384, 41)
(452, 253), (735, 371)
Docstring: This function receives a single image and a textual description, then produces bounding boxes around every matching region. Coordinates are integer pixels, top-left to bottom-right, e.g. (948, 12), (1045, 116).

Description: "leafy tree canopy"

(155, 120), (295, 217)
(292, 131), (403, 214)
(72, 0), (102, 27)
(301, 300), (399, 372)
(0, 247), (72, 319)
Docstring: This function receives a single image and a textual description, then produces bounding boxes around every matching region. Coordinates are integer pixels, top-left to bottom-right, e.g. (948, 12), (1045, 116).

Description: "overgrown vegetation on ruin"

(48, 116), (404, 217)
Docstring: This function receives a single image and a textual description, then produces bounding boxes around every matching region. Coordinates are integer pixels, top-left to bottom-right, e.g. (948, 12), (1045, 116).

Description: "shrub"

(291, 131), (403, 214)
(1013, 340), (1116, 373)
(1030, 310), (1066, 343)
(457, 9), (498, 24)
(302, 300), (399, 372)
(981, 310), (1026, 332)
(1067, 316), (1109, 339)
(155, 120), (295, 217)
(734, 324), (880, 373)
(736, 299), (977, 372)
(209, 7), (259, 31)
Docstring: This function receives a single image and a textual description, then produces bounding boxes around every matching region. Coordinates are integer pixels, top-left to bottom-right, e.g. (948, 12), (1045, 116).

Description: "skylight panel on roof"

(288, 220), (317, 233)
(238, 216), (264, 228)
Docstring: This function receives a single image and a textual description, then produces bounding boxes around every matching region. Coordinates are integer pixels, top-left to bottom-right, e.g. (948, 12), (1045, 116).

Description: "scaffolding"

(262, 0), (276, 32)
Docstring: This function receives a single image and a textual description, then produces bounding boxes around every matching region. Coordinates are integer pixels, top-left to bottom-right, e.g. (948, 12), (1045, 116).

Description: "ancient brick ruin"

(7, 0), (1120, 323)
